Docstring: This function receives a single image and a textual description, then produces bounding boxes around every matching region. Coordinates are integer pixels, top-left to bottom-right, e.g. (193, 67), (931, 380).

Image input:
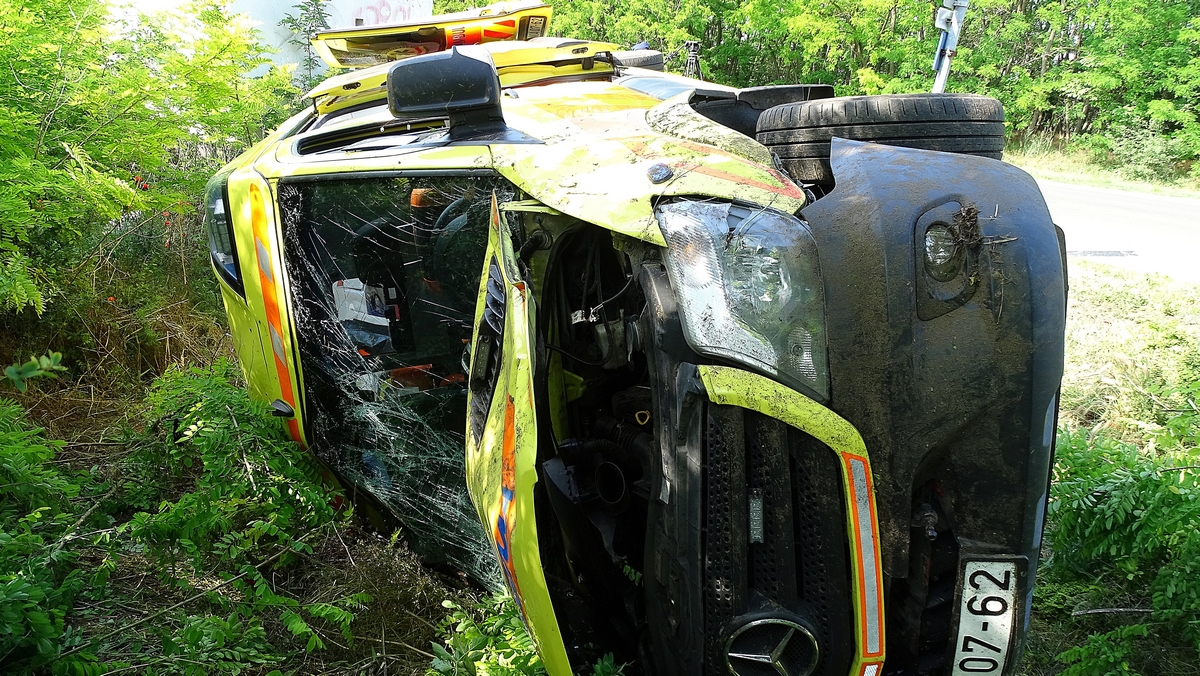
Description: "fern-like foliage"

(3, 352), (66, 393)
(1049, 427), (1200, 668)
(428, 594), (545, 676)
(0, 400), (87, 669)
(0, 254), (44, 315)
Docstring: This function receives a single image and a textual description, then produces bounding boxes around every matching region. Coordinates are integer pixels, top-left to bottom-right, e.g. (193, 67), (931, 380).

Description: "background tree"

(436, 0), (1200, 181)
(280, 0), (333, 91)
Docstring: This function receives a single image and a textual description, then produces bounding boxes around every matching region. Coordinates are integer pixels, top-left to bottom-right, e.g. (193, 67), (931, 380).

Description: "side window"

(204, 169), (244, 296)
(279, 176), (510, 370)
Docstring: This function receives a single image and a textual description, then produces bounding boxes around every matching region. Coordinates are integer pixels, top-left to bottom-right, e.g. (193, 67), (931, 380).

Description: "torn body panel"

(492, 82), (807, 246)
(464, 194), (571, 674)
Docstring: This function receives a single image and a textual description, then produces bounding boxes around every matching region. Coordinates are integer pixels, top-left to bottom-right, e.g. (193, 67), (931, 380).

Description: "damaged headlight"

(657, 200), (829, 399)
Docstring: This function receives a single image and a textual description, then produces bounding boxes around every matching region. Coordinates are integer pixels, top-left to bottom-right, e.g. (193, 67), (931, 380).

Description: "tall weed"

(0, 399), (91, 670)
(1041, 426), (1200, 673)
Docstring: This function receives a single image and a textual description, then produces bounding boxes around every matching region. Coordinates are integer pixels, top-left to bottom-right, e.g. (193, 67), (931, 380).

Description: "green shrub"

(1057, 624), (1151, 676)
(113, 361), (371, 661)
(0, 399), (88, 670)
(125, 359), (336, 569)
(428, 594), (628, 676)
(0, 360), (377, 673)
(429, 594), (545, 676)
(1105, 124), (1189, 183)
(1046, 425), (1200, 670)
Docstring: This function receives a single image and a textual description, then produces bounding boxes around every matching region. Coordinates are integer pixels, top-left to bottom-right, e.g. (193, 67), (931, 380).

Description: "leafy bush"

(0, 0), (303, 399)
(0, 359), (386, 674)
(428, 594), (628, 676)
(0, 0), (299, 315)
(1106, 124), (1190, 182)
(111, 361), (372, 663)
(125, 360), (336, 568)
(429, 594), (545, 676)
(0, 399), (89, 670)
(1043, 424), (1200, 672)
(1057, 624), (1151, 676)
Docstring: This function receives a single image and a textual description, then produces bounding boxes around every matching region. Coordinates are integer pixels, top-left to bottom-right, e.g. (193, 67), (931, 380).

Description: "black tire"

(613, 49), (664, 71)
(755, 93), (1005, 184)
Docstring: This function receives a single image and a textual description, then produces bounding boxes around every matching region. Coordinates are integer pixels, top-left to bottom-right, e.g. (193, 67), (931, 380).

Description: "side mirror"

(270, 399), (295, 418)
(387, 46), (506, 140)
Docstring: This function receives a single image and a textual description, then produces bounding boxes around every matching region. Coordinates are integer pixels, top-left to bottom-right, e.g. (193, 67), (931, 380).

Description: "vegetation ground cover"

(1006, 145), (1200, 199)
(1, 0), (1198, 673)
(1019, 261), (1200, 676)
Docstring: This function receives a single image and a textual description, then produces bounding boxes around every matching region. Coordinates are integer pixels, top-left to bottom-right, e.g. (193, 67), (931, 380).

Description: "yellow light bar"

(311, 1), (553, 68)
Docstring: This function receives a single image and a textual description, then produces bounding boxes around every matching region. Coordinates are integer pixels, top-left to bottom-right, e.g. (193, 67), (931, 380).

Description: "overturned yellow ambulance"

(204, 3), (1066, 675)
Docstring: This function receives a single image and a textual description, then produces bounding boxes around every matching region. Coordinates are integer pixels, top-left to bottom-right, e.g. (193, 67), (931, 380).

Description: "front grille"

(706, 406), (748, 669)
(704, 404), (854, 676)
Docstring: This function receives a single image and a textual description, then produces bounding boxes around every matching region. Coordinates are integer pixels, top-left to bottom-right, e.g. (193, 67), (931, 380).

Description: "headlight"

(924, 223), (961, 282)
(657, 200), (829, 399)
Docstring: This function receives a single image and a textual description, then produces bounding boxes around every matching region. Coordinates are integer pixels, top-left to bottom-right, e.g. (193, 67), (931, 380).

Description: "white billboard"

(328, 0), (433, 28)
(230, 0), (434, 68)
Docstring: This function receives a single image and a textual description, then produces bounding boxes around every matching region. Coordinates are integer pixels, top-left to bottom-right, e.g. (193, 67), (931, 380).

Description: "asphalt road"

(1036, 179), (1200, 282)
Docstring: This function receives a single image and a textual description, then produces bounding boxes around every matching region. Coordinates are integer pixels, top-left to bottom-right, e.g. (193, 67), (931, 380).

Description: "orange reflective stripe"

(844, 452), (885, 658)
(250, 183), (302, 445)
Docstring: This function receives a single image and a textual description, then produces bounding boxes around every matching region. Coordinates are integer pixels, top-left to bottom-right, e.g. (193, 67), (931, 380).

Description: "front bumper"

(639, 259), (886, 676)
(640, 140), (1060, 676)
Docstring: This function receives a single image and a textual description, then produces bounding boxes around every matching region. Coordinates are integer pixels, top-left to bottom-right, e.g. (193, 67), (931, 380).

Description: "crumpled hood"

(492, 81), (806, 246)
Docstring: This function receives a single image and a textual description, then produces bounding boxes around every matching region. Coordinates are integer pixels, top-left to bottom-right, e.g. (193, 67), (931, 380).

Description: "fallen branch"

(1154, 465), (1200, 474)
(403, 608), (439, 632)
(1072, 607), (1153, 617)
(351, 634), (435, 659)
(60, 539), (302, 658)
(50, 489), (116, 552)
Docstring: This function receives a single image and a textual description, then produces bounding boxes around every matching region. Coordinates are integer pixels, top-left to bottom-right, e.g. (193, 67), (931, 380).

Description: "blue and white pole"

(931, 0), (970, 93)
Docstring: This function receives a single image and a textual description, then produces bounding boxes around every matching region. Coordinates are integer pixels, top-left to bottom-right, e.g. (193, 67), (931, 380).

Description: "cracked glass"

(279, 173), (515, 586)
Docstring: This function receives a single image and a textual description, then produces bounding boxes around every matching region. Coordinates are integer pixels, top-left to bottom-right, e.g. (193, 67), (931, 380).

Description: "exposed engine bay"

(530, 223), (656, 668)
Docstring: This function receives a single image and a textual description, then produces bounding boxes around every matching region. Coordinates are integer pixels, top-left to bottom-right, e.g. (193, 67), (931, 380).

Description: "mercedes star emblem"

(724, 618), (819, 676)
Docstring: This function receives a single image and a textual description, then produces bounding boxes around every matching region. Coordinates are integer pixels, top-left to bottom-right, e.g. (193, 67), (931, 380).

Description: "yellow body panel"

(307, 40), (620, 114)
(465, 195), (571, 675)
(227, 171), (308, 446)
(494, 82), (806, 245)
(697, 365), (887, 674)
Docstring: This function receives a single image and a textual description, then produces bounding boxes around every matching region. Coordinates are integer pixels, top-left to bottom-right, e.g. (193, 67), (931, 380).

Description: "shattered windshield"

(279, 173), (515, 586)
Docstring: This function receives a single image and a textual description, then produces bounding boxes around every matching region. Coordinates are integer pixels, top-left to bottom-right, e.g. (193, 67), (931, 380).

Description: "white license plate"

(951, 560), (1018, 676)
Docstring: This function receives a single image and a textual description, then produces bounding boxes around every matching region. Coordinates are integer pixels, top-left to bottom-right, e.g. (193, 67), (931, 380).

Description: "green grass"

(1060, 261), (1200, 440)
(1005, 146), (1200, 200)
(1019, 259), (1200, 676)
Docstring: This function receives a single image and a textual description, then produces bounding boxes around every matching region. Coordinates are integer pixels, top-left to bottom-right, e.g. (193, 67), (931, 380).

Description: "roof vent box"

(386, 47), (506, 139)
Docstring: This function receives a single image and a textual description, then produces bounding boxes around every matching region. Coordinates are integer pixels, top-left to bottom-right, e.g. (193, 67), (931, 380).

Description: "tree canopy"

(440, 0), (1200, 178)
(0, 0), (298, 315)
